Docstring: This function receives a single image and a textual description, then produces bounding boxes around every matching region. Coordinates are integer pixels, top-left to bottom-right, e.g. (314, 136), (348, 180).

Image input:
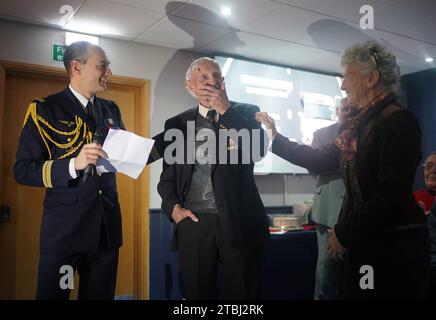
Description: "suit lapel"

(180, 107), (198, 181)
(179, 106), (198, 125)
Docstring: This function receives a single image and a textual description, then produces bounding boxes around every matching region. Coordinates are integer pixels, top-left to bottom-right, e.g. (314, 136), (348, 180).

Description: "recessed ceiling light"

(425, 57), (434, 63)
(221, 7), (231, 16)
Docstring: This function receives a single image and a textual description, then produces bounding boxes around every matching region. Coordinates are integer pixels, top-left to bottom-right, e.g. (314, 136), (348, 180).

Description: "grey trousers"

(313, 224), (343, 300)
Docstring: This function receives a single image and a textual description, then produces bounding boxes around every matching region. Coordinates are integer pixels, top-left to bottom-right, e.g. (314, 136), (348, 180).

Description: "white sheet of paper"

(96, 128), (155, 179)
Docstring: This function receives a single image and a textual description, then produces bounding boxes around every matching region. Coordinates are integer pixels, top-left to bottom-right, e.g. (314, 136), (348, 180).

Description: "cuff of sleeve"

(45, 158), (73, 188)
(69, 158), (77, 179)
(271, 133), (287, 151)
(162, 197), (180, 220)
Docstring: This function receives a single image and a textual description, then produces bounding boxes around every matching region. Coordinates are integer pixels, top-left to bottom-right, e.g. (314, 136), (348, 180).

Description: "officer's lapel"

(64, 87), (88, 120)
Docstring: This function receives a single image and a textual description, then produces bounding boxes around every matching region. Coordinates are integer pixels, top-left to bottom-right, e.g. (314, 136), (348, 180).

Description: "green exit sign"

(52, 44), (66, 62)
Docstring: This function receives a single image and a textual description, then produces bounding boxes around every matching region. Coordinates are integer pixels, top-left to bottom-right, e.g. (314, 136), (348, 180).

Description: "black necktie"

(86, 100), (97, 130)
(206, 109), (217, 127)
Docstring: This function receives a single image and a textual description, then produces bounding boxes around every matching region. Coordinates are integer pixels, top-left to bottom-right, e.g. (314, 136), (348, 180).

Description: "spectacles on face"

(423, 162), (436, 170)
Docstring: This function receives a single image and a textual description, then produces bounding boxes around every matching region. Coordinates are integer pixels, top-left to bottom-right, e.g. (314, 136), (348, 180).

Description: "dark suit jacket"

(157, 102), (269, 249)
(14, 87), (125, 253)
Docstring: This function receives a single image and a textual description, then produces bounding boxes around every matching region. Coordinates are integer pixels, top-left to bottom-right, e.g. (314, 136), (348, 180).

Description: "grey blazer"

(310, 122), (345, 227)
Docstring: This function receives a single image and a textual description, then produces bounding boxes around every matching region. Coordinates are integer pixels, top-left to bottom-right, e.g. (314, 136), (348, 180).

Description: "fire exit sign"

(52, 44), (66, 62)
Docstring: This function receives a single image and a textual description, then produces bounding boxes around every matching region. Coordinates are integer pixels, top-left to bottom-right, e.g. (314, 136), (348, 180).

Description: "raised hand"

(198, 82), (230, 115)
(255, 112), (277, 140)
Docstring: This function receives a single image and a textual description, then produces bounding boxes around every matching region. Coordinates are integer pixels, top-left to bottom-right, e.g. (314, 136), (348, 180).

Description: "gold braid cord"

(23, 102), (93, 160)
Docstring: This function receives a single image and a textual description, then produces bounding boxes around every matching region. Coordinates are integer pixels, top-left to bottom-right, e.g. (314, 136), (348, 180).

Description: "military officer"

(14, 41), (125, 300)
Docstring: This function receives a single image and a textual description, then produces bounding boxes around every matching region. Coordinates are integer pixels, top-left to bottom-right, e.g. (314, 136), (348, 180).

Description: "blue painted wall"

(402, 68), (436, 190)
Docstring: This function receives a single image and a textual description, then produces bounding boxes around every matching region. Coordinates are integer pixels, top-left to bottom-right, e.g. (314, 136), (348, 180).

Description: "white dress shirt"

(198, 104), (219, 121)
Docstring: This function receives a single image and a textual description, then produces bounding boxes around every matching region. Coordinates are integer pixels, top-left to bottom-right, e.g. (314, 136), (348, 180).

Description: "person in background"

(256, 41), (430, 299)
(14, 41), (125, 299)
(311, 98), (357, 300)
(414, 152), (436, 299)
(414, 152), (436, 214)
(429, 201), (436, 299)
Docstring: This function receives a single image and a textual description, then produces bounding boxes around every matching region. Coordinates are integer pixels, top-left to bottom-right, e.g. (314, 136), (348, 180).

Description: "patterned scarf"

(335, 91), (390, 160)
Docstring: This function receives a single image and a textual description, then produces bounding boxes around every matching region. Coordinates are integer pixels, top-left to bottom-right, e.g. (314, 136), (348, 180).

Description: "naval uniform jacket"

(14, 87), (125, 253)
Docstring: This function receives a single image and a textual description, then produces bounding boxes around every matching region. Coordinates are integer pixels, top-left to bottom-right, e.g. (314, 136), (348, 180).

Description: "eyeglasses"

(423, 162), (436, 170)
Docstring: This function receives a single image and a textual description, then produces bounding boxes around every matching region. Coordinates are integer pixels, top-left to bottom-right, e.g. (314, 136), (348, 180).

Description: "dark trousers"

(314, 224), (343, 300)
(176, 213), (264, 300)
(342, 227), (430, 299)
(36, 250), (119, 300)
(36, 222), (118, 300)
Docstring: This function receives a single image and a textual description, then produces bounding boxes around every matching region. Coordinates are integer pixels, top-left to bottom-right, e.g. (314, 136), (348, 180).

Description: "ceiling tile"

(201, 31), (342, 74)
(273, 42), (342, 74)
(171, 0), (283, 29)
(409, 21), (436, 45)
(200, 31), (290, 59)
(135, 16), (232, 49)
(200, 31), (337, 74)
(285, 0), (395, 23)
(101, 0), (189, 14)
(375, 0), (436, 36)
(63, 0), (164, 39)
(241, 5), (328, 47)
(0, 0), (84, 27)
(305, 19), (377, 53)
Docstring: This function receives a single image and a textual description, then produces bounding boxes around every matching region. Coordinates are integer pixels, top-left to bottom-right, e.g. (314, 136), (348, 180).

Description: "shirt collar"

(198, 104), (218, 120)
(69, 84), (95, 108)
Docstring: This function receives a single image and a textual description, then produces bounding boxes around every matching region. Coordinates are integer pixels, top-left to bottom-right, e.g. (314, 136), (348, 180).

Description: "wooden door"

(0, 62), (149, 299)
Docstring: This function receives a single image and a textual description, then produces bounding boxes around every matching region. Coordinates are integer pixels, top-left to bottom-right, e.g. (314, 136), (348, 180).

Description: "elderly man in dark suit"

(157, 57), (269, 300)
(14, 41), (125, 299)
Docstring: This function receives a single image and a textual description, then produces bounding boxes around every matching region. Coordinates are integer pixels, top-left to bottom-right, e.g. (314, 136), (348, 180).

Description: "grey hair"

(341, 41), (400, 92)
(185, 57), (221, 80)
